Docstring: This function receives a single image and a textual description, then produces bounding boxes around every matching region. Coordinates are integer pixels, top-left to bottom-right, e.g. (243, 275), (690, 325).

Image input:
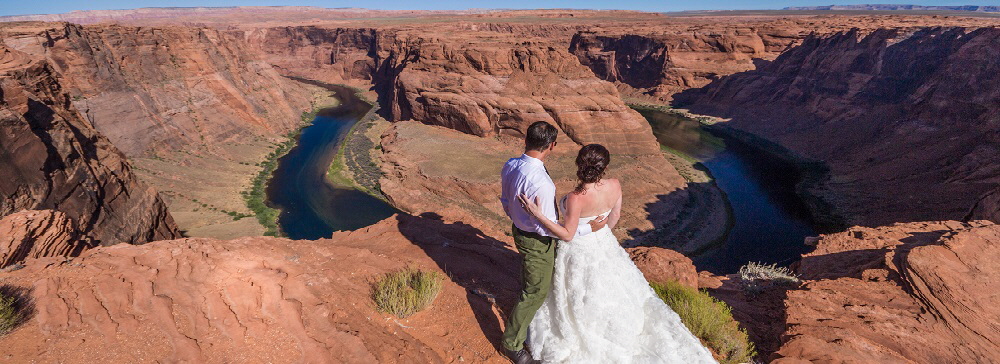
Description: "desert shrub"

(738, 262), (800, 295)
(0, 286), (31, 336)
(371, 267), (444, 318)
(652, 281), (756, 364)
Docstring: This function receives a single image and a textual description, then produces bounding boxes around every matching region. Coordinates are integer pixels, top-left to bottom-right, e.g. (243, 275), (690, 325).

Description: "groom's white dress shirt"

(500, 154), (592, 238)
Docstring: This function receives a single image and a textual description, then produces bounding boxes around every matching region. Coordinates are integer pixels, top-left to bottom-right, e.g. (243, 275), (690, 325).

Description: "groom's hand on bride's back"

(588, 215), (608, 231)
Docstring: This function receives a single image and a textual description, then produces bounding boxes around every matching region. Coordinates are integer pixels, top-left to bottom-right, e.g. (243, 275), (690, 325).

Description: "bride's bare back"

(565, 178), (623, 229)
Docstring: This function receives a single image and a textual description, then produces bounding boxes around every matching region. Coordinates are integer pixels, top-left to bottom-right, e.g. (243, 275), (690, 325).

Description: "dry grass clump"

(653, 280), (756, 364)
(738, 262), (800, 295)
(371, 267), (444, 318)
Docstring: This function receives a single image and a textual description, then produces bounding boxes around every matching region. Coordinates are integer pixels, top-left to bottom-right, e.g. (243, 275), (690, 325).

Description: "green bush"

(371, 267), (444, 318)
(0, 291), (23, 335)
(652, 281), (756, 364)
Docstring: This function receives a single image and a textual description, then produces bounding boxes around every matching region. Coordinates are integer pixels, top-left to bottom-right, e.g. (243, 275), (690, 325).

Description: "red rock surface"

(1, 23), (316, 158)
(680, 27), (1000, 227)
(0, 43), (179, 245)
(0, 210), (95, 268)
(0, 215), (516, 362)
(627, 246), (698, 288)
(252, 25), (662, 155)
(0, 209), (698, 362)
(772, 220), (1000, 362)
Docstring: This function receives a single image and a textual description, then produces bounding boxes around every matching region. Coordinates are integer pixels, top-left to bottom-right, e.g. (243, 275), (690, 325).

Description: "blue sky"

(2, 1), (998, 17)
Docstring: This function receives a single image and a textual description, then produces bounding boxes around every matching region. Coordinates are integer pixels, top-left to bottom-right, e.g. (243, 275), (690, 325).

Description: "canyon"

(1, 7), (999, 363)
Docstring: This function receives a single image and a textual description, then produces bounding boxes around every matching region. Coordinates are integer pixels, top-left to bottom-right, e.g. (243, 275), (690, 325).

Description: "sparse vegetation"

(652, 280), (756, 364)
(738, 262), (800, 295)
(242, 132), (297, 236)
(371, 267), (444, 318)
(0, 286), (30, 336)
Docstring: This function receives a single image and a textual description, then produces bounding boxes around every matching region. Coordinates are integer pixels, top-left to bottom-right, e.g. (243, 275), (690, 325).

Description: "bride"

(517, 144), (717, 364)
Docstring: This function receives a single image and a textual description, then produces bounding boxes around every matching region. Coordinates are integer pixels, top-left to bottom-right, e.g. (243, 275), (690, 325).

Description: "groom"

(499, 121), (606, 363)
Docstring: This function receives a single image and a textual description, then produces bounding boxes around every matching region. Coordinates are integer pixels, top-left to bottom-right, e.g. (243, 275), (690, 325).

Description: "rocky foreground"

(2, 210), (998, 362)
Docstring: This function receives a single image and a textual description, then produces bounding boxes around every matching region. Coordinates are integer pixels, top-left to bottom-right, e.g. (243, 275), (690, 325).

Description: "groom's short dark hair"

(525, 121), (558, 151)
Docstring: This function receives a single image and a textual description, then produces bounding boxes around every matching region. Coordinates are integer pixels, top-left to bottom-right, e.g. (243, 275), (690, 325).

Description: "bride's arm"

(518, 194), (581, 242)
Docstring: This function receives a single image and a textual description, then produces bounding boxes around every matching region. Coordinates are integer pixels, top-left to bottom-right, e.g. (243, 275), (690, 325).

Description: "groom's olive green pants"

(501, 225), (556, 352)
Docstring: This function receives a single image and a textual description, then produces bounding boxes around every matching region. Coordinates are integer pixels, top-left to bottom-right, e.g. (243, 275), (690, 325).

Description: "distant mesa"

(783, 4), (1000, 12)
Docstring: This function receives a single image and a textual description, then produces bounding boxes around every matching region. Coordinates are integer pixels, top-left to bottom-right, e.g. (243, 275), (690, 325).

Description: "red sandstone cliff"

(1, 23), (315, 157)
(0, 44), (179, 245)
(569, 29), (798, 102)
(678, 27), (1000, 227)
(250, 25), (662, 156)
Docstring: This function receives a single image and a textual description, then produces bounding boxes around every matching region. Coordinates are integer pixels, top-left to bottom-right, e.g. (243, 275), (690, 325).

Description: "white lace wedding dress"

(528, 207), (717, 363)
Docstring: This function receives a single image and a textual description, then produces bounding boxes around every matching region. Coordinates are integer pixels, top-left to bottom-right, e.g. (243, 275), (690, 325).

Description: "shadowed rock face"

(970, 188), (1000, 222)
(678, 27), (1000, 227)
(252, 26), (662, 156)
(772, 220), (1000, 362)
(569, 29), (797, 102)
(0, 44), (179, 245)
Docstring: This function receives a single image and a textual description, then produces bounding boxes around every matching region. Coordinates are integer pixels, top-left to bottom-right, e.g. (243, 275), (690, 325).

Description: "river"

(265, 85), (397, 240)
(638, 108), (817, 274)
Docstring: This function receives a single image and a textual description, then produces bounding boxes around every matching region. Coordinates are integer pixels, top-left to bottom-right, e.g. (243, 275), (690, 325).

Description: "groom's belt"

(512, 224), (553, 242)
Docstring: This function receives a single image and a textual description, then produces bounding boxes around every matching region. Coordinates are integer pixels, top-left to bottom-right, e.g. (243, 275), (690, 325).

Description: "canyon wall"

(0, 44), (179, 245)
(250, 25), (662, 155)
(1, 23), (315, 157)
(569, 28), (800, 102)
(677, 27), (1000, 227)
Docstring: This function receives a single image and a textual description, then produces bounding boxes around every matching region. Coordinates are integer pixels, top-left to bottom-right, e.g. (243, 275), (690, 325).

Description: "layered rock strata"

(773, 220), (1000, 362)
(251, 26), (662, 155)
(0, 44), (179, 245)
(2, 23), (315, 157)
(0, 210), (95, 268)
(679, 27), (1000, 227)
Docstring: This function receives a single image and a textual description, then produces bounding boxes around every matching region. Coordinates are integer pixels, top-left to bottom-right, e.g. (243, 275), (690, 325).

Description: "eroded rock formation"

(679, 27), (1000, 227)
(0, 210), (95, 268)
(2, 23), (316, 157)
(0, 210), (701, 362)
(251, 25), (662, 155)
(569, 29), (798, 102)
(773, 220), (1000, 362)
(0, 43), (179, 245)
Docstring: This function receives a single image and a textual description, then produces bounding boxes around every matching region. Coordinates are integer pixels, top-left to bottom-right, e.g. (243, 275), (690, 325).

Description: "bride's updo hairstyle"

(574, 144), (610, 194)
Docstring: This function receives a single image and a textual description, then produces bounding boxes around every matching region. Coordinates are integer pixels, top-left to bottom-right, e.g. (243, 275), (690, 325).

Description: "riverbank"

(633, 102), (846, 233)
(242, 92), (341, 237)
(629, 104), (732, 256)
(701, 124), (848, 233)
(130, 86), (336, 239)
(326, 87), (392, 201)
(632, 103), (832, 273)
(263, 82), (397, 240)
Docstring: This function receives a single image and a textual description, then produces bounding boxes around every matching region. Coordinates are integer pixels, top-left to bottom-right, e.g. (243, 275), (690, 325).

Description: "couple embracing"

(499, 122), (716, 364)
